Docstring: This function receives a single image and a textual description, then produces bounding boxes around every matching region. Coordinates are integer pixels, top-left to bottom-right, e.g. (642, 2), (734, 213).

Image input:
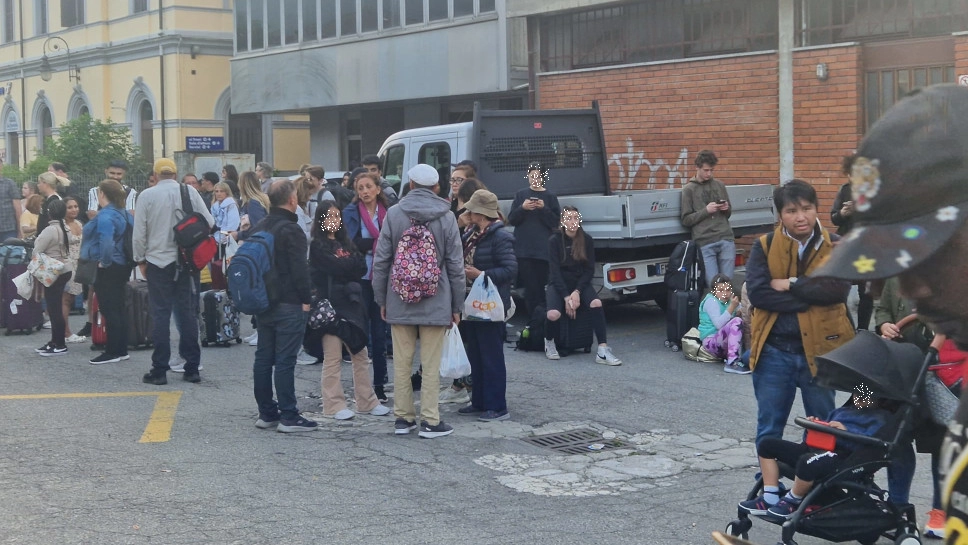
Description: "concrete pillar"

(778, 0), (794, 184)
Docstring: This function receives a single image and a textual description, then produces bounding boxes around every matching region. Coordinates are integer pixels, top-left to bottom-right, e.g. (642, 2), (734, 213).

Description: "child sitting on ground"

(739, 384), (892, 520)
(699, 274), (748, 374)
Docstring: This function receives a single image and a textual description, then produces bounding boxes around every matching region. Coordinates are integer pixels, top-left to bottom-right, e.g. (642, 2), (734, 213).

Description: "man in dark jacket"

(747, 180), (854, 452)
(251, 179), (317, 433)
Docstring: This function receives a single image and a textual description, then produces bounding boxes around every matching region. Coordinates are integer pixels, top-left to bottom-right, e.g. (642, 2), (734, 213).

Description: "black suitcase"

(557, 307), (594, 356)
(0, 263), (44, 335)
(665, 289), (700, 351)
(664, 240), (704, 351)
(199, 289), (241, 346)
(125, 280), (154, 349)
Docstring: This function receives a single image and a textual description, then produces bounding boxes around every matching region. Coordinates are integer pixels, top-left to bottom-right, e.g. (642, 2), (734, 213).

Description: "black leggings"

(758, 437), (846, 483)
(45, 272), (72, 349)
(544, 283), (607, 344)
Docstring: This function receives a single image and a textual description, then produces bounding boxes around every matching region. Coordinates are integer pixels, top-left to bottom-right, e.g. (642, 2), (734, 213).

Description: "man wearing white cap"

(372, 163), (465, 438)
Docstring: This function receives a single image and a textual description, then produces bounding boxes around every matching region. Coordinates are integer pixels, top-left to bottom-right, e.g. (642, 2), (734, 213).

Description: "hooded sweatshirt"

(371, 187), (465, 326)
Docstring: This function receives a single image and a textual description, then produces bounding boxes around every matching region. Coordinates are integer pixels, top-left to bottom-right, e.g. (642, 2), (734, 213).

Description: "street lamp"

(39, 37), (80, 84)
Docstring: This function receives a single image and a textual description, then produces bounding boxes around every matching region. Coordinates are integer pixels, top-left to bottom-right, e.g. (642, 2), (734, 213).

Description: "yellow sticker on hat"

(853, 255), (876, 274)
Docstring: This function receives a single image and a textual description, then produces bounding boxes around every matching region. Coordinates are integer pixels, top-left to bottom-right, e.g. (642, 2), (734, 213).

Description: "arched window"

(126, 78), (157, 162)
(138, 101), (153, 163)
(37, 103), (53, 154)
(78, 105), (89, 118)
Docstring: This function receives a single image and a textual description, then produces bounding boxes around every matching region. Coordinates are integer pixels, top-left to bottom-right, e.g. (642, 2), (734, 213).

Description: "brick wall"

(536, 45), (866, 229)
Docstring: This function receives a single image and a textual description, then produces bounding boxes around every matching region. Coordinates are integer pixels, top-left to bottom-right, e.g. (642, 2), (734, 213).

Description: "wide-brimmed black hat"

(812, 84), (968, 281)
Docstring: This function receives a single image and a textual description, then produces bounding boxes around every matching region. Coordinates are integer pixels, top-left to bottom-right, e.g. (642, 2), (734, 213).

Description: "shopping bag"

(440, 325), (471, 379)
(681, 327), (721, 362)
(224, 234), (239, 261)
(462, 274), (505, 322)
(13, 270), (34, 299)
(27, 252), (66, 287)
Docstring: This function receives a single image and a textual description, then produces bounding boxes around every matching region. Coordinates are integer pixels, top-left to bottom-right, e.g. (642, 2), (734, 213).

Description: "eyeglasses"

(449, 177), (465, 185)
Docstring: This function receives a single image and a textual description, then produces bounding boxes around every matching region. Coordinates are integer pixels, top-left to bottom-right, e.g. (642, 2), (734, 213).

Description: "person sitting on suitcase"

(739, 383), (891, 520)
(746, 180), (854, 450)
(543, 206), (622, 366)
(699, 274), (748, 374)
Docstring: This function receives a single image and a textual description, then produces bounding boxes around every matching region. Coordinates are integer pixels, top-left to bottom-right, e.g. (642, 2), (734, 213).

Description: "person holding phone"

(680, 150), (735, 286)
(508, 162), (560, 318)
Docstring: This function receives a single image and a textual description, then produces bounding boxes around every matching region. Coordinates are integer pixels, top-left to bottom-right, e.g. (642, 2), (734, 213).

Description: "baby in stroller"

(739, 383), (892, 520)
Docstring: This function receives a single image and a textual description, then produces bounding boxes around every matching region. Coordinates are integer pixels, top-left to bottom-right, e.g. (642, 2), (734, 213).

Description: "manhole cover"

(522, 428), (623, 455)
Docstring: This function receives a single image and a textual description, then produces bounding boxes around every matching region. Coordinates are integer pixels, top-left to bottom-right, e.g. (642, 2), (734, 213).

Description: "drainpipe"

(158, 0), (167, 157)
(18, 0), (27, 167)
(778, 0), (795, 184)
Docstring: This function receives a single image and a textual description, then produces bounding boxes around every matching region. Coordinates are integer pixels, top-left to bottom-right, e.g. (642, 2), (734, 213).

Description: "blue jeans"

(889, 442), (915, 505)
(751, 343), (835, 448)
(700, 239), (736, 286)
(360, 279), (387, 387)
(459, 320), (507, 413)
(146, 263), (200, 372)
(253, 303), (307, 421)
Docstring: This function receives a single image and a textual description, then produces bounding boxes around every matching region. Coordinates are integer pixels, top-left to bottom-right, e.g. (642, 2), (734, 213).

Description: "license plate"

(648, 263), (665, 277)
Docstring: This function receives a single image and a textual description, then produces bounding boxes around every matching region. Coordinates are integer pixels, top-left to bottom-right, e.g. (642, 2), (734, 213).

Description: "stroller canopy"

(814, 331), (925, 402)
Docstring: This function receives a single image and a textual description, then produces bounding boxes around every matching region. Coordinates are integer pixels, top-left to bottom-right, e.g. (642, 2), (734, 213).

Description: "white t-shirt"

(88, 185), (137, 213)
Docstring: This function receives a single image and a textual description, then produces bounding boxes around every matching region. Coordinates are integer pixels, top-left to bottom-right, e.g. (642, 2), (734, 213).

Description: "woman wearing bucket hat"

(456, 190), (517, 422)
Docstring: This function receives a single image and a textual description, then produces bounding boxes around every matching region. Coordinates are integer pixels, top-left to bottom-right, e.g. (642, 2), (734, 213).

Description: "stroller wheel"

(894, 533), (920, 545)
(724, 518), (752, 539)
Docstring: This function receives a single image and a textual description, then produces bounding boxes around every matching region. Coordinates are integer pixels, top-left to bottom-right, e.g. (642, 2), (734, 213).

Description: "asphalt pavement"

(0, 301), (936, 545)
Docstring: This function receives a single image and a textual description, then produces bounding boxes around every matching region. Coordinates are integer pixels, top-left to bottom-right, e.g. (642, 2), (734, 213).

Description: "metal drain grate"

(522, 428), (623, 455)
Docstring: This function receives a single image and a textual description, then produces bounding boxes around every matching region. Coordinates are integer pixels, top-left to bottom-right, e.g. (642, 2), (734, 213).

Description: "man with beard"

(812, 84), (968, 543)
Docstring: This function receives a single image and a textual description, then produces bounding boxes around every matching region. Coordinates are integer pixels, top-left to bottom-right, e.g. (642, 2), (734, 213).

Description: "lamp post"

(39, 36), (80, 84)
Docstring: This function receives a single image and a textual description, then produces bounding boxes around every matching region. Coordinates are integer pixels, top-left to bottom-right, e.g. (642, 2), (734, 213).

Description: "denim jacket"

(81, 204), (131, 266)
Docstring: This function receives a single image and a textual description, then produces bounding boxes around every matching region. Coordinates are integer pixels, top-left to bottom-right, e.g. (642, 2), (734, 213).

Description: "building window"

(405, 0), (423, 25)
(340, 0), (356, 36)
(132, 0), (148, 13)
(37, 104), (53, 154)
(235, 0), (248, 52)
(383, 0), (401, 29)
(250, 0), (265, 49)
(60, 0), (84, 27)
(797, 0), (968, 47)
(2, 0), (14, 43)
(267, 0), (281, 47)
(865, 64), (954, 128)
(429, 0), (448, 21)
(454, 0), (473, 17)
(480, 0), (494, 12)
(35, 0), (48, 35)
(303, 0), (318, 40)
(361, 0), (378, 32)
(138, 101), (154, 163)
(321, 1), (336, 38)
(283, 0), (299, 43)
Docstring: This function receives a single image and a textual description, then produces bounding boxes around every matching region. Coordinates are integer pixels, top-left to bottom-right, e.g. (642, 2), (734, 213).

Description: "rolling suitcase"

(90, 293), (108, 347)
(125, 280), (153, 349)
(664, 240), (704, 351)
(0, 263), (44, 335)
(556, 307), (594, 356)
(199, 289), (241, 346)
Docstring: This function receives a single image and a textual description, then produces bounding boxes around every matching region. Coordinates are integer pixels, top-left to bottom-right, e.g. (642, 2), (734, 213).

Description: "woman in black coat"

(456, 190), (517, 422)
(309, 201), (390, 421)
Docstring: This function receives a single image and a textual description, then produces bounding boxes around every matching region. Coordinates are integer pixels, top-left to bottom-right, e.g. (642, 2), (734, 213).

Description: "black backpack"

(515, 305), (547, 352)
(664, 240), (707, 292)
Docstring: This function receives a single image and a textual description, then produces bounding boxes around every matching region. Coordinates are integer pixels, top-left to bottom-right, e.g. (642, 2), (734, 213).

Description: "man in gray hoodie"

(372, 163), (465, 439)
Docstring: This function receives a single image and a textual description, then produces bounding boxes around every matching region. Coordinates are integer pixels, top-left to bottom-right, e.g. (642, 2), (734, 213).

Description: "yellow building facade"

(0, 0), (308, 172)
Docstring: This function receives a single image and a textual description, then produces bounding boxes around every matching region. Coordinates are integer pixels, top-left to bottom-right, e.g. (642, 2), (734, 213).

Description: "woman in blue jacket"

(80, 179), (134, 365)
(456, 190), (517, 422)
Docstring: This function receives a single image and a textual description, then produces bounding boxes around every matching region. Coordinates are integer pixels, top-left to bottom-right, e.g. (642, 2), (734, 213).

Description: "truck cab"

(380, 123), (470, 199)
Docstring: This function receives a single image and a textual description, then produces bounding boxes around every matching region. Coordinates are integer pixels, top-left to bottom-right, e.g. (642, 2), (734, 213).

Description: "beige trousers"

(321, 334), (378, 415)
(390, 324), (447, 426)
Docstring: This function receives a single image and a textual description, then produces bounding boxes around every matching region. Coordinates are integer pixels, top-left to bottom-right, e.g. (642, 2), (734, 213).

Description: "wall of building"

(536, 46), (876, 225)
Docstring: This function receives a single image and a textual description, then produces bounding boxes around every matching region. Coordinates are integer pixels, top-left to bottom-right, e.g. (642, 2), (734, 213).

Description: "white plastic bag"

(224, 234), (239, 260)
(463, 274), (505, 322)
(440, 325), (471, 379)
(12, 270), (33, 299)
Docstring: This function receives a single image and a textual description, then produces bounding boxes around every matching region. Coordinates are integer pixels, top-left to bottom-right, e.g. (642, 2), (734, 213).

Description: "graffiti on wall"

(608, 138), (690, 191)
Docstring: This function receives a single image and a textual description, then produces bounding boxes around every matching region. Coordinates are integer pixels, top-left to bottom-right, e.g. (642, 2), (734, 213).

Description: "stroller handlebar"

(794, 416), (892, 451)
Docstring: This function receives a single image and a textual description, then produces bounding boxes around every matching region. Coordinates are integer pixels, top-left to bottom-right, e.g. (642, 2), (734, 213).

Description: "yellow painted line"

(0, 391), (183, 443)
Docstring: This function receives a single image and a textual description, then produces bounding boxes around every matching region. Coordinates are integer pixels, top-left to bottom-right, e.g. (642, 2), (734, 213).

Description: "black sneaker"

(76, 322), (92, 337)
(394, 418), (417, 435)
(35, 342), (53, 353)
(458, 405), (484, 415)
(277, 415), (319, 433)
(182, 370), (201, 383)
(39, 346), (68, 357)
(89, 353), (122, 365)
(142, 370), (168, 385)
(418, 420), (454, 439)
(375, 385), (388, 403)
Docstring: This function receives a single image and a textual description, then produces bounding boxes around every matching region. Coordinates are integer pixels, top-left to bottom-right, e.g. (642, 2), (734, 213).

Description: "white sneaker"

(438, 387), (471, 404)
(295, 348), (317, 365)
(243, 332), (257, 343)
(332, 408), (355, 420)
(369, 404), (391, 416)
(169, 360), (203, 373)
(595, 345), (622, 366)
(66, 334), (87, 344)
(248, 333), (259, 346)
(544, 338), (560, 360)
(43, 320), (52, 329)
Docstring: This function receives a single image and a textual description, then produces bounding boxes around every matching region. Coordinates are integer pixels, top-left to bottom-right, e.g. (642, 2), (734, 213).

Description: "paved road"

(0, 302), (935, 544)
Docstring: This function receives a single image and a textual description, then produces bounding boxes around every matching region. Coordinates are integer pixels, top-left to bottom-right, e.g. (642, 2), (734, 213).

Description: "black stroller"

(725, 331), (933, 545)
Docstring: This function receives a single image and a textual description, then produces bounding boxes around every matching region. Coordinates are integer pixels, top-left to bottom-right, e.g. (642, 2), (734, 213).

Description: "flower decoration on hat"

(849, 157), (882, 212)
(895, 249), (913, 269)
(852, 255), (877, 274)
(936, 206), (960, 222)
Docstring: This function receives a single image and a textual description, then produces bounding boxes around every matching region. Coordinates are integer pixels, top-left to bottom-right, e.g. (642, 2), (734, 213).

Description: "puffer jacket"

(463, 221), (517, 311)
(371, 187), (465, 326)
